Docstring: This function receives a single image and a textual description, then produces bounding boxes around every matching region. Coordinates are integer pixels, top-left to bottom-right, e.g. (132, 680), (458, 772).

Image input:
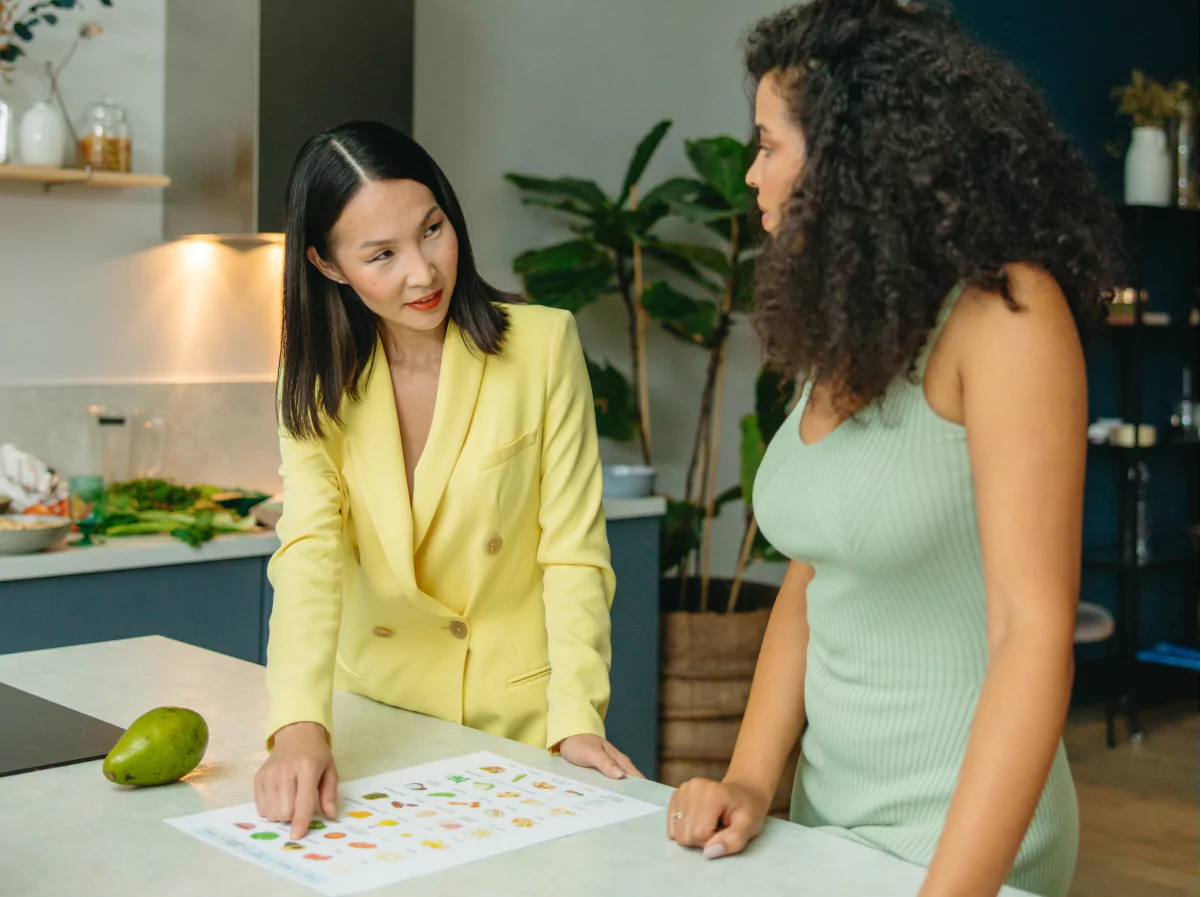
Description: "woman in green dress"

(666, 3), (1122, 896)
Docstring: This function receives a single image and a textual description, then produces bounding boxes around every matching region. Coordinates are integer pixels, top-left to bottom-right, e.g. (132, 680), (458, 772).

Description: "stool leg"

(1105, 633), (1117, 749)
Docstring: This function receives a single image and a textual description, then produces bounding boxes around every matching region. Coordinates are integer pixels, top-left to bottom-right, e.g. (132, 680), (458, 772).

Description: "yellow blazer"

(265, 304), (615, 750)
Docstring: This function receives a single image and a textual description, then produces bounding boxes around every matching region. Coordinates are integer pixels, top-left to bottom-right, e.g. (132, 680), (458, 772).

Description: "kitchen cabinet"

(0, 555), (269, 663)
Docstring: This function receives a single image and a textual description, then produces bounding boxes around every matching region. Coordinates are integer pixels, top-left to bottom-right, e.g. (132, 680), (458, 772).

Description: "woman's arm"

(264, 428), (346, 746)
(920, 266), (1084, 896)
(724, 559), (812, 800)
(535, 311), (619, 754)
(257, 426), (346, 838)
(669, 559), (812, 857)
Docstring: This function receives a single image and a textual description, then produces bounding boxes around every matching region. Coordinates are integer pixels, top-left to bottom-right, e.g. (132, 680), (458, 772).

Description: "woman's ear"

(306, 246), (347, 285)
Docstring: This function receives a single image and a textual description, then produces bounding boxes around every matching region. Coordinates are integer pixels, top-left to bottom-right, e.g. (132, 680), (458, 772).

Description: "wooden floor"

(1065, 702), (1199, 897)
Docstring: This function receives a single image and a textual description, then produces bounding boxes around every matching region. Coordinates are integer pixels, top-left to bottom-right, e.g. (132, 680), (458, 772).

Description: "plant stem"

(676, 432), (708, 609)
(698, 344), (727, 612)
(629, 185), (652, 463)
(684, 350), (717, 504)
(698, 216), (742, 612)
(727, 512), (759, 614)
(614, 252), (651, 465)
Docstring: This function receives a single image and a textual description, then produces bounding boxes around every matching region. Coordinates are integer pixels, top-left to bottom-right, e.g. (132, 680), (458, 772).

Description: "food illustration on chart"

(166, 751), (660, 896)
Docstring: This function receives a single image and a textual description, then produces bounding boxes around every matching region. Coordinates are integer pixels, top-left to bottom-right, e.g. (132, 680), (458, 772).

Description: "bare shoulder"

(955, 261), (1080, 336)
(927, 264), (1084, 422)
(950, 263), (1080, 353)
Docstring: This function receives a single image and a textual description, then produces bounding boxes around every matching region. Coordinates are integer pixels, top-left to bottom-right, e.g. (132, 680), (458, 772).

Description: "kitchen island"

(0, 637), (1034, 897)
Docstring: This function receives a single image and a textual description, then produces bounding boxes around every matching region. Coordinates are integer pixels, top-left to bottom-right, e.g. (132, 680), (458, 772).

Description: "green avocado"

(103, 707), (209, 786)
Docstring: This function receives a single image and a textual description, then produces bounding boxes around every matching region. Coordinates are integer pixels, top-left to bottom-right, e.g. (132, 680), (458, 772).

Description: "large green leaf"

(651, 240), (731, 278)
(641, 281), (720, 347)
(685, 136), (756, 210)
(661, 498), (702, 575)
(582, 207), (655, 255)
(754, 368), (796, 443)
(732, 254), (758, 312)
(613, 204), (675, 247)
(505, 173), (610, 211)
(638, 176), (703, 213)
(619, 119), (672, 207)
(518, 196), (597, 221)
(751, 528), (788, 563)
(714, 483), (742, 512)
(585, 354), (639, 443)
(640, 242), (721, 291)
(520, 264), (613, 313)
(624, 203), (673, 239)
(664, 196), (734, 224)
(513, 239), (607, 275)
(739, 414), (766, 509)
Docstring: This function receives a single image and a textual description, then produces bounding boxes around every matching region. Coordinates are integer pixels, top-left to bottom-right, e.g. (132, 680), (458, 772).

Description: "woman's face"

(745, 70), (807, 236)
(308, 178), (458, 334)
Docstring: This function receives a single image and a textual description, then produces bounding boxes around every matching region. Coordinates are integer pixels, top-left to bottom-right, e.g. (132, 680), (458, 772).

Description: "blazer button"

(485, 534), (503, 555)
(372, 626), (393, 638)
(449, 620), (469, 640)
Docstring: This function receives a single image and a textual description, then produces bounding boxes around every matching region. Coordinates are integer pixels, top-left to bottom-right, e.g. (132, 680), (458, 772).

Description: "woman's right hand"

(254, 721), (339, 841)
(667, 777), (771, 859)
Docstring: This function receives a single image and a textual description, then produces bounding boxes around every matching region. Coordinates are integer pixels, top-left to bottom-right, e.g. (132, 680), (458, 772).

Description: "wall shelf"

(0, 165), (170, 189)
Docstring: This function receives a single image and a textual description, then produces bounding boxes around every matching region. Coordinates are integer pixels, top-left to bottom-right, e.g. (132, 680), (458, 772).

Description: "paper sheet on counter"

(167, 750), (661, 895)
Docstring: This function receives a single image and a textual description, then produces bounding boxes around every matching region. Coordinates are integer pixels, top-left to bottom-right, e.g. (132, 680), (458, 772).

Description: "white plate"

(602, 465), (656, 499)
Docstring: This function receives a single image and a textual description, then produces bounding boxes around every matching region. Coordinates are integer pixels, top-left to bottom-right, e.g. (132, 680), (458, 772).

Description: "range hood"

(163, 0), (414, 241)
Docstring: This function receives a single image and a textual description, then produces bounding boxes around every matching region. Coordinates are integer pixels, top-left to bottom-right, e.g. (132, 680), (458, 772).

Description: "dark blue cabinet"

(0, 558), (269, 662)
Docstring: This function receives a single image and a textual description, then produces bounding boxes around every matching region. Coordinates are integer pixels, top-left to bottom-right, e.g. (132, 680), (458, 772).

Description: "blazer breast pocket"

(478, 430), (538, 472)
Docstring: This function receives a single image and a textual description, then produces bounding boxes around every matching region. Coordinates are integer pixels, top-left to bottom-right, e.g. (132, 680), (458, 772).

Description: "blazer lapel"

(411, 322), (485, 552)
(342, 342), (421, 596)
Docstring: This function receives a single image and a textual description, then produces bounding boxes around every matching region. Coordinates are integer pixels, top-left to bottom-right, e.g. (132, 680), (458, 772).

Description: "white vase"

(18, 100), (66, 168)
(0, 96), (10, 164)
(1124, 126), (1172, 207)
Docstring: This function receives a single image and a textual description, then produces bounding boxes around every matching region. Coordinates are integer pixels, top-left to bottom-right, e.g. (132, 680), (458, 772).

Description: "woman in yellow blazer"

(255, 121), (637, 841)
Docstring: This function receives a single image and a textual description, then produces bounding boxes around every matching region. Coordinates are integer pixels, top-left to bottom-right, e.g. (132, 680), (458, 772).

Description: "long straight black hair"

(278, 120), (515, 441)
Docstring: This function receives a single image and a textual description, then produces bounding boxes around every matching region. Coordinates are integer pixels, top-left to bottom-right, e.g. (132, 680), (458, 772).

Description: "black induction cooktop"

(0, 682), (125, 777)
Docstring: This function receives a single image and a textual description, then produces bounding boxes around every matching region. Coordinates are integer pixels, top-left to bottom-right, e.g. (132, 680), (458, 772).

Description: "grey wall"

(414, 0), (790, 583)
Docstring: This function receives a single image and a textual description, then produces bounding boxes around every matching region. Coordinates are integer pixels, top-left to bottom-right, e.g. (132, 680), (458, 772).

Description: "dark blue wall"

(956, 1), (1200, 680)
(955, 0), (1199, 200)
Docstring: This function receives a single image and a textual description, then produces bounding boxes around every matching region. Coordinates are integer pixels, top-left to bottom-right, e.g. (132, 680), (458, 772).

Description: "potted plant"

(507, 127), (797, 807)
(1111, 70), (1188, 206)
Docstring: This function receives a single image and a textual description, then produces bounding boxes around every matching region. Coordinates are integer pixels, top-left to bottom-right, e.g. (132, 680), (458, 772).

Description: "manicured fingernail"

(703, 844), (726, 860)
(612, 767), (625, 778)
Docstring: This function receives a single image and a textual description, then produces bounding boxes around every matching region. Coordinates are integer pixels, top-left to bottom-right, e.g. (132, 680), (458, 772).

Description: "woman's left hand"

(557, 734), (644, 780)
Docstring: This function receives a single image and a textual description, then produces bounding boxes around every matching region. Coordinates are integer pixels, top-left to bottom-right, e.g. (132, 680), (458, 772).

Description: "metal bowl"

(0, 515), (72, 555)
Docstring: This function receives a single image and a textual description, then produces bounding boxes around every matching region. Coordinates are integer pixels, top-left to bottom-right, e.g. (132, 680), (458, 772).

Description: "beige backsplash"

(0, 381), (282, 493)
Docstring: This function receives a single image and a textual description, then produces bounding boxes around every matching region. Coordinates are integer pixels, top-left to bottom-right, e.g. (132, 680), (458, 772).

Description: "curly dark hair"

(744, 0), (1124, 409)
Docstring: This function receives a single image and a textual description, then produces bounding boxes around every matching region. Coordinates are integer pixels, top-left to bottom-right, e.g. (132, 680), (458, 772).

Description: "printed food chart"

(166, 751), (661, 895)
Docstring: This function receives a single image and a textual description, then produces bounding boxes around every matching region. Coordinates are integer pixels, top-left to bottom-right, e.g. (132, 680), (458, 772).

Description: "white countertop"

(0, 531), (283, 582)
(0, 636), (1032, 897)
(0, 497), (666, 583)
(603, 495), (667, 521)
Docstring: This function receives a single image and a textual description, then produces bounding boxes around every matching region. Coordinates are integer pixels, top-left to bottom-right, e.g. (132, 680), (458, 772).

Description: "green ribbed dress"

(753, 287), (1078, 897)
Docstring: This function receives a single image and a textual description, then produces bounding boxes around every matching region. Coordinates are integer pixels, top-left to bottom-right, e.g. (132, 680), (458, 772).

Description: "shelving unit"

(1083, 205), (1200, 748)
(0, 164), (170, 189)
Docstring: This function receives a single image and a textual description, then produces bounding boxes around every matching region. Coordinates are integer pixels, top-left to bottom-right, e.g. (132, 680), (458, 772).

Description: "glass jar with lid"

(76, 96), (132, 172)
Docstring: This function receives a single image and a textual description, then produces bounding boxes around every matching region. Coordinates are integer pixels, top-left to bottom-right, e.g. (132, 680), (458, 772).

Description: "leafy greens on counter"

(94, 478), (260, 547)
